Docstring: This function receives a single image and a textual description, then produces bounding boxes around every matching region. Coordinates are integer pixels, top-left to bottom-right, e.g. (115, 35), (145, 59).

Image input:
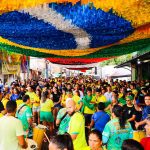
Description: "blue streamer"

(0, 2), (134, 50)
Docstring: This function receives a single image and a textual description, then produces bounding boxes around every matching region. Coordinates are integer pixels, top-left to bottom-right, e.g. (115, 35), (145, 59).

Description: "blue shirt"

(10, 94), (19, 101)
(142, 106), (150, 120)
(92, 111), (110, 132)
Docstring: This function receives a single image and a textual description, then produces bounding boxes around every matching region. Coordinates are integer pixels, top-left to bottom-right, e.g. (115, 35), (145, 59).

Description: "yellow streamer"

(0, 36), (102, 56)
(119, 24), (150, 44)
(89, 0), (150, 28)
(0, 0), (79, 14)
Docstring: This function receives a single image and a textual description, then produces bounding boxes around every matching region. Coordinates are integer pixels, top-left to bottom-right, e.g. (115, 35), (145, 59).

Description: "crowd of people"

(0, 76), (150, 150)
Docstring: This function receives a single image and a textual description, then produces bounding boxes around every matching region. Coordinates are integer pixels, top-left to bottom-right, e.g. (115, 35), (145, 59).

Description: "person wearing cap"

(123, 95), (136, 129)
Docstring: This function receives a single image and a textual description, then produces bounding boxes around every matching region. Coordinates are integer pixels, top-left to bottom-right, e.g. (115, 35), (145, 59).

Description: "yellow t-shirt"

(73, 95), (81, 110)
(94, 95), (107, 103)
(26, 92), (40, 107)
(33, 96), (40, 107)
(111, 85), (116, 90)
(84, 96), (96, 114)
(82, 146), (90, 150)
(40, 99), (54, 112)
(16, 99), (23, 108)
(0, 113), (3, 118)
(119, 93), (123, 98)
(61, 94), (68, 107)
(1, 98), (9, 109)
(68, 112), (87, 150)
(132, 89), (138, 97)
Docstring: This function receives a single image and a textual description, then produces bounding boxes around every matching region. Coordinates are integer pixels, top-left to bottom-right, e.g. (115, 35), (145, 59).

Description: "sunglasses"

(126, 99), (131, 101)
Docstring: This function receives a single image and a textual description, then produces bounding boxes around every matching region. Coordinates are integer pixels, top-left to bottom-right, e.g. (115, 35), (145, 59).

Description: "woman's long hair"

(50, 133), (74, 150)
(41, 90), (49, 103)
(112, 105), (126, 129)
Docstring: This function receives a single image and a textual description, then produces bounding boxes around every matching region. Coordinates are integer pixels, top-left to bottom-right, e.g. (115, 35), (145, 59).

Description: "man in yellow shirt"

(67, 99), (87, 150)
(26, 86), (40, 123)
(79, 87), (96, 126)
(94, 88), (107, 103)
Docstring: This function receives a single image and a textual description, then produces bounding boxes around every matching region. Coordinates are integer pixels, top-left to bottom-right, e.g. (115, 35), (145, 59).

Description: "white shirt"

(104, 92), (113, 102)
(0, 116), (24, 150)
(73, 90), (84, 99)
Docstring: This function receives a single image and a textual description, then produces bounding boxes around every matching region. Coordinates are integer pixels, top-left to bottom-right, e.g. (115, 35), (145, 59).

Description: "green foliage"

(99, 54), (132, 66)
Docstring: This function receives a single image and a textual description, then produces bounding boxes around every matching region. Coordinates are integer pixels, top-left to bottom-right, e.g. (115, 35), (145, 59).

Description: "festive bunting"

(0, 1), (150, 65)
(0, 3), (134, 50)
(46, 58), (110, 65)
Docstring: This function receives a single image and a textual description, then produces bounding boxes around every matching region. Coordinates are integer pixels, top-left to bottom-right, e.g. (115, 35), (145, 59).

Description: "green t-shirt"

(16, 103), (32, 136)
(102, 118), (133, 150)
(57, 108), (71, 134)
(68, 112), (87, 150)
(81, 95), (96, 114)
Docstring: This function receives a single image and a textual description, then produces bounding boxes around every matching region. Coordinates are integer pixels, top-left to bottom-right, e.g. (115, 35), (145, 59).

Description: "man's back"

(57, 108), (71, 134)
(68, 112), (87, 150)
(16, 104), (32, 131)
(0, 116), (24, 150)
(92, 111), (110, 132)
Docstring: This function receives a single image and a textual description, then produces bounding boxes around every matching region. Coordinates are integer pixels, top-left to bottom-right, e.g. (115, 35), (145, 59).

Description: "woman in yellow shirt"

(32, 89), (41, 124)
(1, 92), (9, 109)
(83, 130), (103, 150)
(60, 88), (68, 108)
(73, 91), (81, 111)
(40, 90), (54, 135)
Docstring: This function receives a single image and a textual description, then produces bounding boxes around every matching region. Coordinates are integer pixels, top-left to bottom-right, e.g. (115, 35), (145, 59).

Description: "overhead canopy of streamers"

(0, 0), (150, 65)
